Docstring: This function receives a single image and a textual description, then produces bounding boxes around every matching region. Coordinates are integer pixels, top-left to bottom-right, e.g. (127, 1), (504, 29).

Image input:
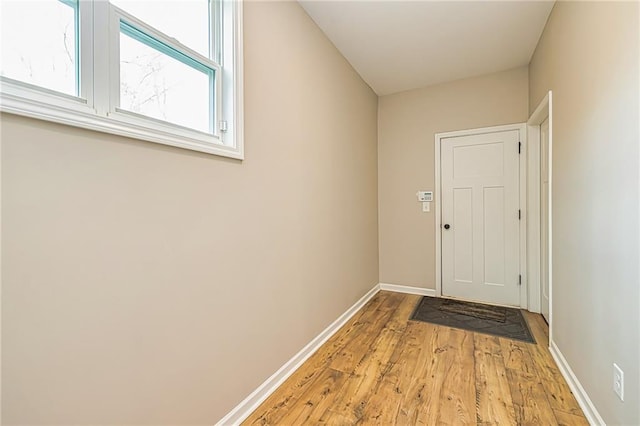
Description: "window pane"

(0, 0), (78, 96)
(110, 0), (210, 57)
(119, 25), (212, 133)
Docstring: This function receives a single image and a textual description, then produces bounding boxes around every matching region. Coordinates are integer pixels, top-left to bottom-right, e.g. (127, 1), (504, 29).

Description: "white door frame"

(526, 91), (553, 332)
(434, 123), (528, 308)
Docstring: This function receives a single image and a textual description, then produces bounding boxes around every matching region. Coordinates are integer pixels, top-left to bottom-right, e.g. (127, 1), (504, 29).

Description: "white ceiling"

(299, 1), (554, 95)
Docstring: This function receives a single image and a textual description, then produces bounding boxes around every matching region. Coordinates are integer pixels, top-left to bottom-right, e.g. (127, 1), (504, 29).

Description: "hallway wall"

(378, 67), (528, 289)
(529, 2), (640, 424)
(1, 2), (379, 424)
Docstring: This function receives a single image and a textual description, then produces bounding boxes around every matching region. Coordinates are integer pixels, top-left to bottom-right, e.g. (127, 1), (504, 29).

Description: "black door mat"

(439, 298), (507, 322)
(410, 296), (535, 343)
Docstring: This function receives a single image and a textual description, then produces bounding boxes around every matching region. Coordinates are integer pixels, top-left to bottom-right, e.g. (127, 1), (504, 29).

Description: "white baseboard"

(215, 284), (381, 425)
(549, 340), (605, 426)
(379, 282), (436, 297)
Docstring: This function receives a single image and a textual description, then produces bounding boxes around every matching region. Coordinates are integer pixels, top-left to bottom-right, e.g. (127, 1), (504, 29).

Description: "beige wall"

(378, 67), (528, 288)
(0, 2), (378, 424)
(529, 2), (639, 424)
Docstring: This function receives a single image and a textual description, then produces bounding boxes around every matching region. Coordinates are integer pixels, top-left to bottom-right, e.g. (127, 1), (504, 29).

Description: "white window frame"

(0, 0), (244, 159)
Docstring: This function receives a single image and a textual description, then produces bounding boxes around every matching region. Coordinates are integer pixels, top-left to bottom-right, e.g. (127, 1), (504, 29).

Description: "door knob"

(444, 224), (450, 229)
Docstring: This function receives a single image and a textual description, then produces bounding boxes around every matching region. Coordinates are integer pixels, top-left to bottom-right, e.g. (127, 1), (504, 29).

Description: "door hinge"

(519, 274), (522, 286)
(518, 141), (522, 154)
(518, 209), (521, 220)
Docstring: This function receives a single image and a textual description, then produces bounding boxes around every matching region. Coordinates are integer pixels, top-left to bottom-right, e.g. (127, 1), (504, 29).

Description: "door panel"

(441, 130), (520, 306)
(453, 187), (473, 283)
(483, 186), (505, 286)
(453, 142), (503, 178)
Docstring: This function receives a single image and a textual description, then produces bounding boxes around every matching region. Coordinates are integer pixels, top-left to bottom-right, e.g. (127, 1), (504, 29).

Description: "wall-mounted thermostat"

(416, 191), (433, 202)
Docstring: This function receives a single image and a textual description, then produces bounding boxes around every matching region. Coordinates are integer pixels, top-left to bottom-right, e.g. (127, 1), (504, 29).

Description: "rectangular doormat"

(410, 296), (535, 343)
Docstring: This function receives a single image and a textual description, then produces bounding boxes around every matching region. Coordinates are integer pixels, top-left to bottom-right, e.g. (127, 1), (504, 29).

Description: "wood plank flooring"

(243, 291), (587, 425)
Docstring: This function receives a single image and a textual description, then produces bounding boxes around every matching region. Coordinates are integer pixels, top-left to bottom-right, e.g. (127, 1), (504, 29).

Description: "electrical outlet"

(613, 363), (624, 401)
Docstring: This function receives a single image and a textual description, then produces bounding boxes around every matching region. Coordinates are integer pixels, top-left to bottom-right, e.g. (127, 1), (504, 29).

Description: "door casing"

(526, 91), (553, 338)
(539, 116), (550, 322)
(435, 123), (528, 308)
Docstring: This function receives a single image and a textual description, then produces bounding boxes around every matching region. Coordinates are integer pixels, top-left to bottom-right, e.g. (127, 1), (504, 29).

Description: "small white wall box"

(417, 191), (433, 202)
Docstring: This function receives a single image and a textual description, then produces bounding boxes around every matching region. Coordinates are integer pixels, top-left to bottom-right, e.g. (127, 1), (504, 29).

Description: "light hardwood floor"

(243, 291), (588, 425)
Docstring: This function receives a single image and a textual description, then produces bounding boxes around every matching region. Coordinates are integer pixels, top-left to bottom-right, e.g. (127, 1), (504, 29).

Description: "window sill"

(0, 89), (244, 160)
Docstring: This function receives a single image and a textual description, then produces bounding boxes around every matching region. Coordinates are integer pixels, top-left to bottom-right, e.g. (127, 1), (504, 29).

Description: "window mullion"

(91, 0), (117, 116)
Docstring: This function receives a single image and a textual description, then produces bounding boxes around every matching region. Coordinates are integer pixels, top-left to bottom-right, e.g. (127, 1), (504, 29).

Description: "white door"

(540, 117), (550, 322)
(441, 130), (521, 306)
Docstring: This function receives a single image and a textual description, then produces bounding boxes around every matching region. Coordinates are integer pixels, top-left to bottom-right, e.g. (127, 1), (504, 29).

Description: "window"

(1, 0), (79, 96)
(0, 0), (243, 159)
